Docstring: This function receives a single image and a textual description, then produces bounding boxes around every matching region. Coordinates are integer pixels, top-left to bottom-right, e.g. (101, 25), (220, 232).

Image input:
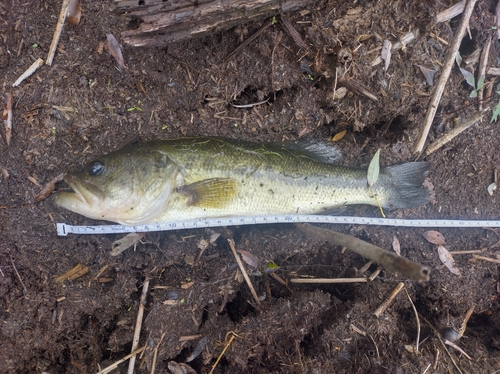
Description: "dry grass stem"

(227, 239), (261, 306)
(127, 279), (150, 374)
(413, 0), (478, 155)
(373, 282), (404, 317)
(290, 277), (368, 284)
(404, 287), (421, 352)
(225, 21), (272, 62)
(46, 0), (70, 65)
(3, 92), (12, 146)
(96, 346), (146, 374)
(55, 263), (89, 283)
(473, 254), (500, 264)
(10, 257), (27, 294)
(179, 334), (203, 342)
(371, 30), (418, 67)
(444, 340), (473, 360)
(209, 332), (237, 374)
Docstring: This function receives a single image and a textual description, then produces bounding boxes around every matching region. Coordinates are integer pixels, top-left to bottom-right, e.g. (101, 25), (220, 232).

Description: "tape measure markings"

(56, 215), (500, 236)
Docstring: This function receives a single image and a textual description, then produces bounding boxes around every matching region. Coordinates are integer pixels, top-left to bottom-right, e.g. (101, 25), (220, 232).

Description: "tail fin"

(382, 162), (430, 209)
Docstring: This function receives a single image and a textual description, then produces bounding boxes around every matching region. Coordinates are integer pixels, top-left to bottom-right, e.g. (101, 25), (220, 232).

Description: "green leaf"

(367, 149), (381, 187)
(459, 67), (475, 88)
(469, 89), (477, 98)
(491, 100), (500, 122)
(476, 76), (484, 91)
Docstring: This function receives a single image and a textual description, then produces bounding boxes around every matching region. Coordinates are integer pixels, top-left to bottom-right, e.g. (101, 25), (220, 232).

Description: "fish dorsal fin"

(273, 140), (342, 164)
(178, 178), (238, 208)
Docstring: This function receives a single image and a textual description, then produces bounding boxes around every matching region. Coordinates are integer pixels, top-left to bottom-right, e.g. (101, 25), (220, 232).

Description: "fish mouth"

(55, 174), (104, 209)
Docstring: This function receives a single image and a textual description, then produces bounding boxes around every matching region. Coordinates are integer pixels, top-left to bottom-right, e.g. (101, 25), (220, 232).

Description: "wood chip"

(381, 39), (392, 72)
(67, 0), (82, 25)
(3, 92), (12, 146)
(392, 236), (401, 256)
(12, 58), (44, 87)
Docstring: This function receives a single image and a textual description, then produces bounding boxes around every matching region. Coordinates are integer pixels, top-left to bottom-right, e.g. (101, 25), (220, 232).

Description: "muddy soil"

(2, 0), (500, 373)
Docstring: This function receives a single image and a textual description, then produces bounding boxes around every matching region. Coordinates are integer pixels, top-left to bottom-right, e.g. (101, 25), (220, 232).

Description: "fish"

(54, 137), (430, 225)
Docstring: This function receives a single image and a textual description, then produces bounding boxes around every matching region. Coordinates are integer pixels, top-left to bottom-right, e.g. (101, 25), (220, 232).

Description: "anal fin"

(178, 178), (238, 208)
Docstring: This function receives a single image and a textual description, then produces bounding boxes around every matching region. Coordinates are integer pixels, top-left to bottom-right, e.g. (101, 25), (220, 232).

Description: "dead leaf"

(181, 280), (195, 289)
(438, 245), (461, 276)
(237, 250), (260, 268)
(392, 236), (401, 256)
(106, 34), (126, 71)
(417, 64), (437, 86)
(332, 130), (347, 142)
(35, 173), (65, 202)
(67, 0), (81, 25)
(422, 230), (446, 245)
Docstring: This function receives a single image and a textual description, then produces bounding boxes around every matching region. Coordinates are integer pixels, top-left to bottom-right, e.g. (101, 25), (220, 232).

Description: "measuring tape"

(56, 215), (500, 236)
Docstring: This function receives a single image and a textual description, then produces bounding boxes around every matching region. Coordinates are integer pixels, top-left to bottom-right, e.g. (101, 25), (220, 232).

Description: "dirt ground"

(2, 0), (500, 373)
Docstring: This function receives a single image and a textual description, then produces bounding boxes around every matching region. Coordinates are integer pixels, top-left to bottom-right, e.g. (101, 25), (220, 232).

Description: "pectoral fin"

(178, 178), (238, 208)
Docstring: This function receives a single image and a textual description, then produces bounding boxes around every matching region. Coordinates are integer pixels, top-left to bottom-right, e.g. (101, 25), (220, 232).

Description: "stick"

(296, 224), (430, 281)
(12, 58), (44, 87)
(424, 110), (484, 156)
(150, 332), (165, 374)
(413, 0), (478, 155)
(477, 36), (492, 110)
(373, 282), (404, 317)
(227, 239), (261, 306)
(127, 279), (150, 374)
(96, 346), (146, 374)
(46, 0), (70, 66)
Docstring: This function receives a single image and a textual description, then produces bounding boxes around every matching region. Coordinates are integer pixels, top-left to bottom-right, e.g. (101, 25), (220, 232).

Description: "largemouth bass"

(54, 137), (430, 225)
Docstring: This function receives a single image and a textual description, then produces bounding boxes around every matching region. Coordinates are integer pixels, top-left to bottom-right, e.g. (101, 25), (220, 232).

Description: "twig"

(404, 287), (421, 352)
(227, 239), (261, 306)
(150, 332), (165, 374)
(3, 93), (12, 146)
(473, 254), (500, 264)
(127, 279), (150, 374)
(96, 345), (146, 374)
(338, 77), (379, 102)
(281, 16), (308, 50)
(291, 277), (369, 284)
(432, 348), (440, 370)
(179, 334), (203, 342)
(296, 224), (430, 281)
(457, 305), (475, 340)
(225, 21), (272, 62)
(12, 58), (44, 87)
(413, 0), (478, 155)
(444, 340), (473, 360)
(420, 314), (464, 374)
(230, 98), (269, 108)
(373, 282), (404, 318)
(424, 110), (484, 156)
(10, 257), (27, 295)
(46, 0), (70, 66)
(477, 36), (492, 110)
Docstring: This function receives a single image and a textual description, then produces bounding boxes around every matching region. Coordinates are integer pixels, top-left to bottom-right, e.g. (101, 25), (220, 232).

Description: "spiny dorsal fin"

(272, 140), (342, 164)
(178, 178), (238, 208)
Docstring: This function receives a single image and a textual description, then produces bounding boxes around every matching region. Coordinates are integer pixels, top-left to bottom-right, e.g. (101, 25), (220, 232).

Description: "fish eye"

(88, 160), (105, 176)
